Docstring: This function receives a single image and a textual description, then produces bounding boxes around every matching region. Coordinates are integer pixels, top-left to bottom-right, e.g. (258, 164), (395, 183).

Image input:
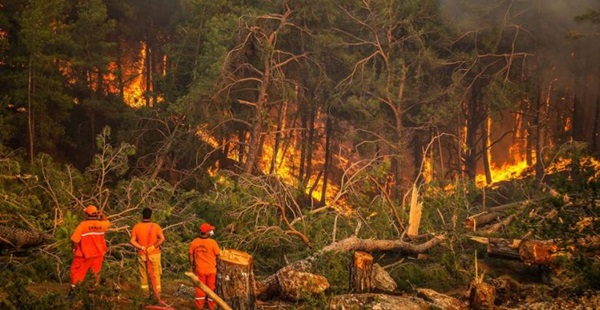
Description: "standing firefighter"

(130, 207), (165, 296)
(189, 222), (220, 310)
(69, 205), (110, 294)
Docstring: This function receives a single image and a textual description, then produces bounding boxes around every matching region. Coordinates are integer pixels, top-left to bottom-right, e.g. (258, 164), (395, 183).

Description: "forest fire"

(476, 159), (529, 186)
(122, 43), (147, 107)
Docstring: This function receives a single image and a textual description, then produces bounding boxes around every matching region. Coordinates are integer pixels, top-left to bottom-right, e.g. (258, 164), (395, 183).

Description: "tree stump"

(468, 280), (496, 310)
(216, 249), (256, 310)
(350, 251), (374, 293)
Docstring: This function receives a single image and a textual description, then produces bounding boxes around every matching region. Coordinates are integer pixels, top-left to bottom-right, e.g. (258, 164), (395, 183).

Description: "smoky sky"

(437, 0), (600, 166)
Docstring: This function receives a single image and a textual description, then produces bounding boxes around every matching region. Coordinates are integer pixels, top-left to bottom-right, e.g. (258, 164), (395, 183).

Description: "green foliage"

(0, 275), (68, 310)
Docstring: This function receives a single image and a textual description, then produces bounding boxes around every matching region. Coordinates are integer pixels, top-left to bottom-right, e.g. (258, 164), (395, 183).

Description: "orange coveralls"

(69, 218), (110, 287)
(131, 222), (164, 293)
(189, 237), (220, 309)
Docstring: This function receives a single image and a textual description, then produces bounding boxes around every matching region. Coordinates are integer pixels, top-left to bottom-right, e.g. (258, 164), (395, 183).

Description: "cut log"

(216, 249), (256, 309)
(350, 251), (374, 293)
(0, 225), (48, 249)
(328, 293), (431, 310)
(468, 280), (496, 310)
(372, 263), (397, 292)
(465, 212), (503, 230)
(471, 237), (561, 266)
(185, 272), (233, 310)
(256, 234), (444, 300)
(518, 239), (558, 265)
(276, 269), (329, 300)
(486, 237), (522, 260)
(417, 288), (467, 310)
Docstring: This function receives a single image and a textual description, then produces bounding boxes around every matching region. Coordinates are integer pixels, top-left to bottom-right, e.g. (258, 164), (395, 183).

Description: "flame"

(476, 159), (529, 186)
(422, 155), (433, 183)
(123, 42), (146, 107)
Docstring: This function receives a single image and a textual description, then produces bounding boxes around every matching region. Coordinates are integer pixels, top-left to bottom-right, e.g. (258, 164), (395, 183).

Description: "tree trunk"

(468, 280), (496, 310)
(535, 85), (545, 179)
(407, 184), (423, 238)
(185, 272), (233, 310)
(0, 225), (47, 249)
(270, 99), (289, 174)
(482, 115), (492, 184)
(464, 212), (503, 230)
(486, 237), (522, 260)
(465, 85), (480, 180)
(592, 97), (600, 155)
(320, 114), (332, 205)
(350, 251), (374, 293)
(27, 55), (35, 165)
(216, 249), (256, 309)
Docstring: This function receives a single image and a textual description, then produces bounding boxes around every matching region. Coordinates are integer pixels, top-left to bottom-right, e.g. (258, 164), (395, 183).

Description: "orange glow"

(422, 155), (433, 183)
(476, 159), (529, 186)
(564, 116), (572, 133)
(123, 42), (146, 107)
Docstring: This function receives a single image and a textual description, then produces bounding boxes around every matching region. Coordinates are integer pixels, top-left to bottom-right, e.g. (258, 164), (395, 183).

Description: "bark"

(328, 293), (431, 310)
(482, 115), (492, 185)
(256, 268), (329, 301)
(535, 85), (545, 179)
(257, 235), (444, 300)
(472, 237), (560, 265)
(486, 237), (522, 260)
(518, 239), (559, 265)
(350, 251), (374, 293)
(320, 115), (332, 205)
(371, 263), (397, 292)
(417, 288), (467, 310)
(468, 280), (496, 310)
(594, 97), (600, 154)
(0, 225), (48, 249)
(216, 249), (256, 309)
(465, 212), (503, 230)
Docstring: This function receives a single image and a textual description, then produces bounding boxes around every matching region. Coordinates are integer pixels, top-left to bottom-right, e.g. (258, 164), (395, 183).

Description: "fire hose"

(143, 223), (173, 310)
(144, 250), (173, 310)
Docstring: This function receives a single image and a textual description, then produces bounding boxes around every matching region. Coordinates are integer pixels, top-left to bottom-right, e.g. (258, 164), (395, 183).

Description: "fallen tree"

(0, 225), (48, 250)
(256, 234), (445, 299)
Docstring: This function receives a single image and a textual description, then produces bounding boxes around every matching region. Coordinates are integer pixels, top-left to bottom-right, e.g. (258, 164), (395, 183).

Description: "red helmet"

(200, 223), (215, 233)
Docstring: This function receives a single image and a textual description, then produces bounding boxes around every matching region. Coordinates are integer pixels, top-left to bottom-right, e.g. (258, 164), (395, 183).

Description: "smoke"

(438, 0), (600, 168)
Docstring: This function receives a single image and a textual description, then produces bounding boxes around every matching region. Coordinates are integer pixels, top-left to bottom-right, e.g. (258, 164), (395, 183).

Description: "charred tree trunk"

(465, 85), (480, 180)
(320, 114), (332, 205)
(593, 97), (600, 155)
(269, 100), (287, 174)
(350, 251), (374, 293)
(535, 85), (545, 179)
(302, 106), (316, 187)
(482, 115), (492, 185)
(216, 249), (256, 309)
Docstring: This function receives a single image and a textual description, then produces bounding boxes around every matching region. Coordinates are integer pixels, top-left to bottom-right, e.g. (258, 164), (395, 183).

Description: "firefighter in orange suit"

(189, 223), (220, 309)
(130, 207), (165, 295)
(69, 205), (110, 292)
